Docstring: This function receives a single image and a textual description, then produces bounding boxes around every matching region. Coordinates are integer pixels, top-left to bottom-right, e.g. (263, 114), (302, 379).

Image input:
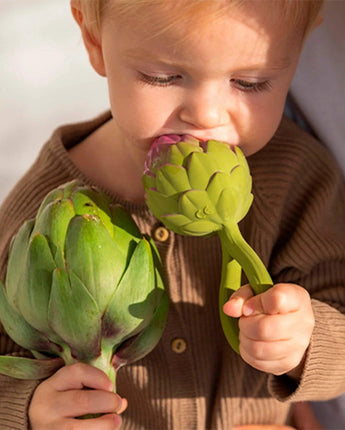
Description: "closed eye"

(230, 78), (272, 93)
(139, 73), (182, 87)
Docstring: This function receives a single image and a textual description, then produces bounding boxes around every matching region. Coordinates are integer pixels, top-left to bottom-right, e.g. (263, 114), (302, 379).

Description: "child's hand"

(223, 283), (314, 378)
(29, 362), (127, 430)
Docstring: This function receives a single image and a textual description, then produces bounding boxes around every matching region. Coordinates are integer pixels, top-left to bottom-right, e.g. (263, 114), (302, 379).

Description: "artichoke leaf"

(146, 237), (166, 297)
(36, 188), (64, 220)
(6, 219), (34, 308)
(33, 199), (75, 268)
(145, 189), (178, 218)
(180, 220), (220, 236)
(61, 179), (80, 199)
(102, 238), (156, 346)
(33, 199), (75, 248)
(0, 280), (61, 354)
(216, 188), (240, 222)
(206, 171), (235, 206)
(111, 204), (141, 241)
(187, 152), (219, 190)
(168, 144), (185, 166)
(0, 355), (64, 380)
(111, 205), (142, 264)
(113, 292), (169, 371)
(65, 215), (126, 311)
(205, 140), (239, 170)
(238, 192), (254, 222)
(234, 145), (248, 168)
(159, 213), (192, 232)
(155, 164), (190, 196)
(48, 268), (101, 361)
(142, 173), (156, 191)
(230, 165), (252, 196)
(176, 141), (202, 161)
(71, 189), (114, 237)
(179, 190), (222, 225)
(18, 233), (57, 334)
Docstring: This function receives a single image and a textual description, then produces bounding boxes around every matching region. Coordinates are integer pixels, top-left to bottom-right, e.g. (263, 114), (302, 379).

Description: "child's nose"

(179, 84), (230, 130)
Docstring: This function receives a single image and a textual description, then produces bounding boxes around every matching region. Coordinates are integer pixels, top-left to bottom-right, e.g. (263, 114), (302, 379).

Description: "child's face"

(96, 2), (303, 156)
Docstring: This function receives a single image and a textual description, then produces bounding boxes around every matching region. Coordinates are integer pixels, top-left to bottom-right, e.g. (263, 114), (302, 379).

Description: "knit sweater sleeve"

(248, 117), (345, 402)
(0, 374), (40, 429)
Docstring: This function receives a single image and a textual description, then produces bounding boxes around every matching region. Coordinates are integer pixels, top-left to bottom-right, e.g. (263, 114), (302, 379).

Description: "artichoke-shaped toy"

(0, 180), (168, 390)
(143, 135), (272, 353)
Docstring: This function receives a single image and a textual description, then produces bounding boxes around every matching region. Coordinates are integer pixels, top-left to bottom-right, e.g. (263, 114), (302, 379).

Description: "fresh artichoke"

(0, 180), (168, 390)
(143, 135), (272, 353)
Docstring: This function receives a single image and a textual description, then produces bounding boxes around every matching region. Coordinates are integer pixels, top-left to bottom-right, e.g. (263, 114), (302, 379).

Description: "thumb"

(223, 284), (254, 317)
(242, 284), (299, 316)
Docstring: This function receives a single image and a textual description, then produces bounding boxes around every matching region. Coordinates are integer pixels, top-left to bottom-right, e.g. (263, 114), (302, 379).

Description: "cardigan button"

(153, 226), (170, 242)
(171, 338), (187, 354)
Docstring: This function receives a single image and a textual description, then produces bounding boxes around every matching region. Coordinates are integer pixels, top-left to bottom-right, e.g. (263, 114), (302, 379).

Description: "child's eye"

(139, 73), (181, 87)
(230, 78), (272, 93)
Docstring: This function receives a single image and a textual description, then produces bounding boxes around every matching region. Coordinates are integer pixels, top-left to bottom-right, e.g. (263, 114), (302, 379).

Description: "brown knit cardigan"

(1, 112), (345, 429)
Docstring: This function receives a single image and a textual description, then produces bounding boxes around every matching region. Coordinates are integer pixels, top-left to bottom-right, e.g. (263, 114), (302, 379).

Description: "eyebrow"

(124, 48), (292, 73)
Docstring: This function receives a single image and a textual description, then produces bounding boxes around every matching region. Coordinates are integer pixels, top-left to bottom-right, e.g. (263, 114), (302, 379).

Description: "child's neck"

(68, 119), (146, 204)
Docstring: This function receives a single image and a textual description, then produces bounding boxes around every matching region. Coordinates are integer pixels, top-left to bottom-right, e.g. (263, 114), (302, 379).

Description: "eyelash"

(230, 79), (272, 93)
(139, 73), (272, 93)
(139, 73), (181, 87)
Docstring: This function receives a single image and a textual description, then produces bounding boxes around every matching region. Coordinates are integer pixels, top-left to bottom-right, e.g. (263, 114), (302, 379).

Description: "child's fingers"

(47, 362), (114, 392)
(242, 284), (308, 316)
(49, 413), (122, 430)
(223, 284), (254, 317)
(29, 364), (127, 428)
(116, 397), (128, 414)
(31, 362), (126, 423)
(239, 336), (303, 375)
(53, 388), (125, 418)
(239, 312), (295, 342)
(71, 413), (123, 430)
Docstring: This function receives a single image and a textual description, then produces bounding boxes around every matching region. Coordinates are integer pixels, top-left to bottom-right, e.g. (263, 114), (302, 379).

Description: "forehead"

(103, 1), (300, 68)
(105, 0), (303, 40)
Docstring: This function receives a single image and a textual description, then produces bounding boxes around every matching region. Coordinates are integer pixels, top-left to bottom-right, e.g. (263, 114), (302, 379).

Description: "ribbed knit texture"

(1, 113), (345, 429)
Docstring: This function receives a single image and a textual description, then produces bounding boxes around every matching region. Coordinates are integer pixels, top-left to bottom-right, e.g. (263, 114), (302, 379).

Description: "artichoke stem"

(59, 344), (78, 366)
(60, 345), (117, 392)
(219, 221), (273, 295)
(88, 348), (117, 392)
(218, 249), (242, 353)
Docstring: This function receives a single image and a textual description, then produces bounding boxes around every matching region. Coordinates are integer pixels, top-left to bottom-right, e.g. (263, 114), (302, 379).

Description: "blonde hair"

(75, 0), (324, 40)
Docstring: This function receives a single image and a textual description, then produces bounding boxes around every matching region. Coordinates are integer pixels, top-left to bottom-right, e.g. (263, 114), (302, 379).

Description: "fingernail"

(243, 304), (254, 316)
(115, 399), (123, 414)
(115, 397), (128, 414)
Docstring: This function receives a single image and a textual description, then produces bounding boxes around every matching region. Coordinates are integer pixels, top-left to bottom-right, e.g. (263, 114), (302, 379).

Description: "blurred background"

(0, 0), (109, 202)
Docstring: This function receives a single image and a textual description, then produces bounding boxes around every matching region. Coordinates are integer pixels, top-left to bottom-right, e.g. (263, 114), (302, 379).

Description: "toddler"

(0, 0), (344, 429)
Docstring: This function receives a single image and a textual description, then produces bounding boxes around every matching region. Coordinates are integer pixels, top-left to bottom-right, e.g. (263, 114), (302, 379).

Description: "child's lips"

(153, 134), (185, 145)
(154, 133), (231, 145)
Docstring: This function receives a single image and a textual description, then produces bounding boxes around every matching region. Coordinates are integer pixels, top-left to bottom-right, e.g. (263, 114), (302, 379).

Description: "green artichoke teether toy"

(143, 135), (273, 353)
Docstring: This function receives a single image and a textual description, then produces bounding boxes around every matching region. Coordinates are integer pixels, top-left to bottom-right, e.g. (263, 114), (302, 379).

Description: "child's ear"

(70, 1), (106, 77)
